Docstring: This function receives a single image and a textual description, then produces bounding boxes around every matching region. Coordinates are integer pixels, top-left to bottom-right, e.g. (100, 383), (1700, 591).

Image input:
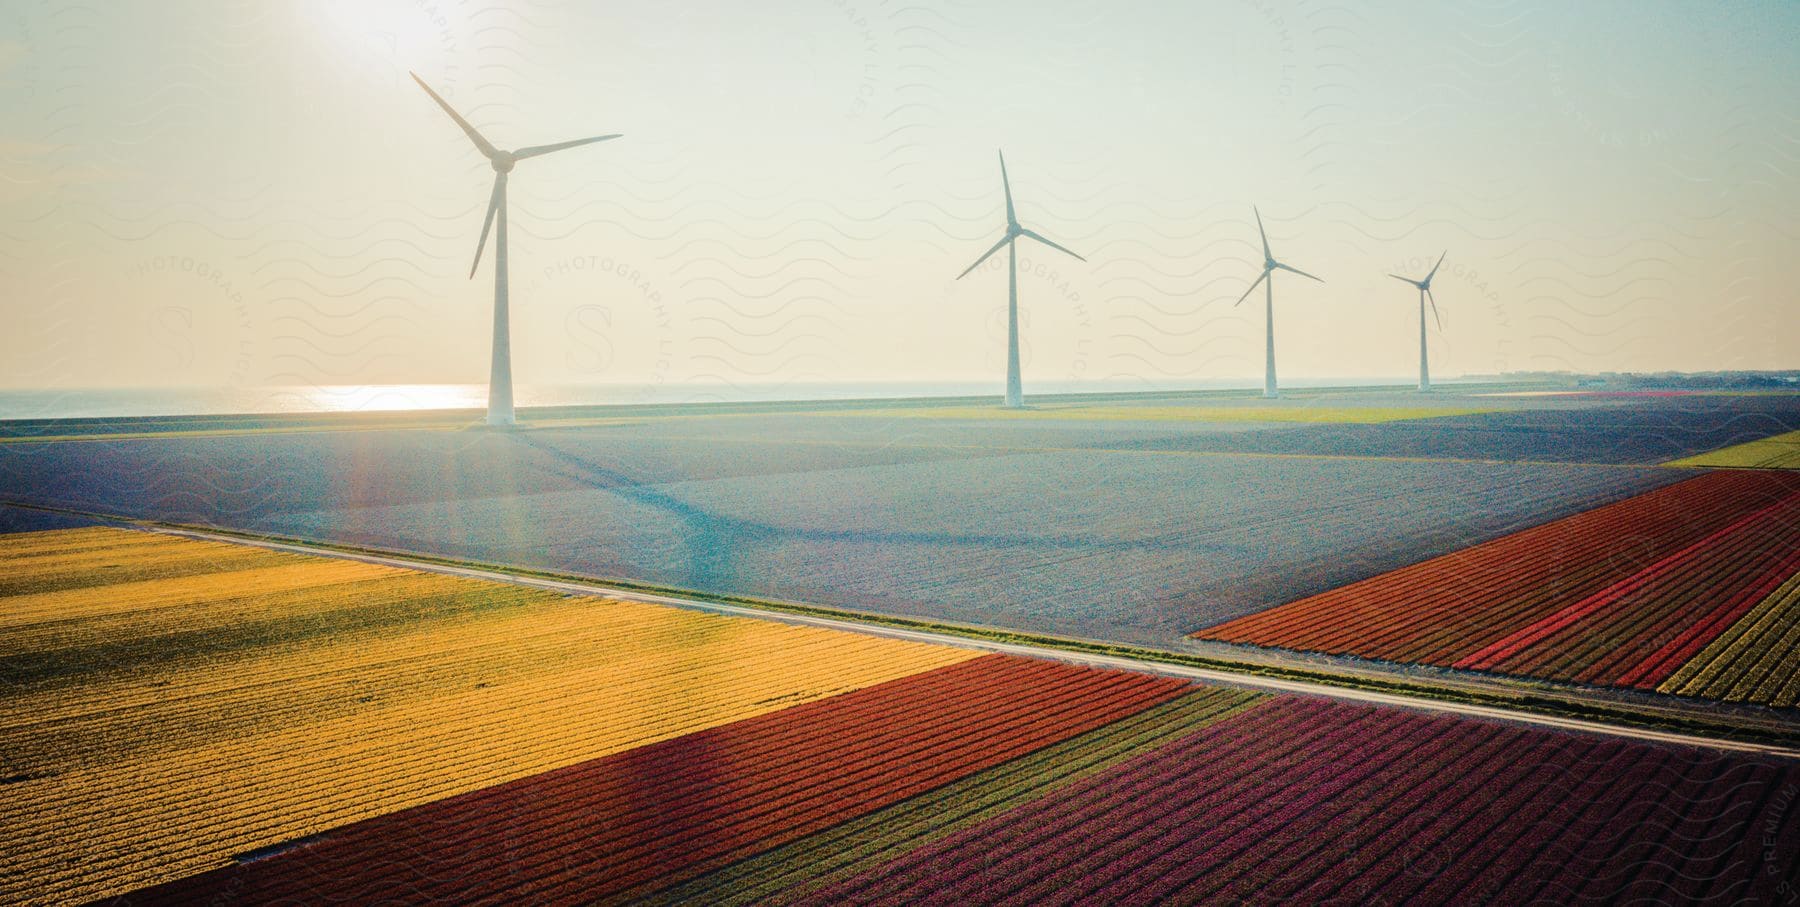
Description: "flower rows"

(1658, 568), (1800, 707)
(14, 518), (1800, 904)
(0, 527), (975, 904)
(125, 655), (1191, 905)
(1194, 469), (1800, 703)
(656, 686), (1266, 906)
(121, 684), (1800, 906)
(799, 697), (1800, 905)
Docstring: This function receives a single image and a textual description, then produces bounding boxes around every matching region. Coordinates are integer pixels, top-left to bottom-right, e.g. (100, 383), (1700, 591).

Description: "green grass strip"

(1666, 430), (1800, 469)
(829, 405), (1493, 424)
(638, 687), (1266, 906)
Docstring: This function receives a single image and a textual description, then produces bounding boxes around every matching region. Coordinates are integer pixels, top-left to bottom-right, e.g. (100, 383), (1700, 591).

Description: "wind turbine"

(1391, 252), (1446, 392)
(411, 72), (621, 427)
(1234, 207), (1322, 398)
(955, 151), (1087, 409)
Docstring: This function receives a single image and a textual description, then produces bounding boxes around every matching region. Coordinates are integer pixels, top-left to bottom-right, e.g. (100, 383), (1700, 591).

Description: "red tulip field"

(1196, 469), (1800, 705)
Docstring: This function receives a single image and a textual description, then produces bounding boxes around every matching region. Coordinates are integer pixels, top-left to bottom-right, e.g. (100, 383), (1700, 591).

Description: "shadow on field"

(510, 433), (1236, 594)
(514, 434), (758, 592)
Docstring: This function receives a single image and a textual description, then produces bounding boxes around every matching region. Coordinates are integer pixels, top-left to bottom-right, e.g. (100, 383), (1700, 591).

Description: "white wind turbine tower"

(411, 73), (621, 427)
(955, 151), (1087, 409)
(1391, 251), (1447, 392)
(1234, 207), (1323, 398)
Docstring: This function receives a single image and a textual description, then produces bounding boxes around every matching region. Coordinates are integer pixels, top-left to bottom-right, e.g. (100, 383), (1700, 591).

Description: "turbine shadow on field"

(514, 433), (755, 591)
(510, 433), (1244, 593)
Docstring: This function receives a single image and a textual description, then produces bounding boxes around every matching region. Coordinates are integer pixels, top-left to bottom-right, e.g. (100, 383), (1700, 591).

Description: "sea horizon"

(0, 378), (1449, 421)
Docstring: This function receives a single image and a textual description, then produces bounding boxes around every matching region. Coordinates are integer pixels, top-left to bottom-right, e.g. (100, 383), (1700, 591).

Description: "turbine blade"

(1425, 250), (1447, 284)
(514, 134), (623, 160)
(1233, 269), (1270, 306)
(956, 234), (1012, 280)
(998, 150), (1016, 225)
(1253, 206), (1271, 260)
(1427, 287), (1443, 330)
(1389, 273), (1423, 288)
(411, 72), (499, 160)
(1019, 227), (1085, 262)
(470, 174), (504, 279)
(1274, 261), (1323, 283)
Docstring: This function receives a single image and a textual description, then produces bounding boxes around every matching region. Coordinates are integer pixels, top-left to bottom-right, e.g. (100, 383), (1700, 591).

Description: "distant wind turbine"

(1234, 207), (1323, 398)
(955, 151), (1087, 409)
(1390, 252), (1446, 392)
(411, 72), (621, 427)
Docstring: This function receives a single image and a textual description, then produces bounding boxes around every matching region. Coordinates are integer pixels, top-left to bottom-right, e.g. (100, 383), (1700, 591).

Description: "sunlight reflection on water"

(0, 378), (1417, 420)
(294, 384), (490, 413)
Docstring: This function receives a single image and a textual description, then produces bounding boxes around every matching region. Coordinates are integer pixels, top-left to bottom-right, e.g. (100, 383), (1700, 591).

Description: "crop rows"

(1195, 469), (1800, 702)
(0, 526), (300, 598)
(1659, 567), (1800, 706)
(649, 687), (1267, 906)
(1670, 429), (1800, 469)
(25, 524), (1797, 904)
(799, 697), (1800, 905)
(0, 528), (974, 904)
(124, 654), (1191, 905)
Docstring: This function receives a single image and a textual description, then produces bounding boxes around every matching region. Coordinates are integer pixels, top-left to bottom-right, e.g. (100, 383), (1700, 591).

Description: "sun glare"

(317, 0), (451, 63)
(299, 383), (485, 413)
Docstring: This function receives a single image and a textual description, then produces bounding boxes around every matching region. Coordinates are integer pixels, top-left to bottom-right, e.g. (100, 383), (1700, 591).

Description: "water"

(0, 378), (1421, 420)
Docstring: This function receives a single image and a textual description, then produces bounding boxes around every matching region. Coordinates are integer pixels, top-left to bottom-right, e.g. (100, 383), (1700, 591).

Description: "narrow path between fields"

(113, 518), (1800, 761)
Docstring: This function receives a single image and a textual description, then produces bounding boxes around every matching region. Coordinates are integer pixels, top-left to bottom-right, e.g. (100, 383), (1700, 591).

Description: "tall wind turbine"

(955, 151), (1086, 409)
(411, 72), (621, 427)
(1391, 252), (1446, 392)
(1234, 207), (1322, 398)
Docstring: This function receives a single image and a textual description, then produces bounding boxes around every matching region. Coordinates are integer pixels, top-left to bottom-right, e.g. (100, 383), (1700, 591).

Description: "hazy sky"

(2, 0), (1797, 396)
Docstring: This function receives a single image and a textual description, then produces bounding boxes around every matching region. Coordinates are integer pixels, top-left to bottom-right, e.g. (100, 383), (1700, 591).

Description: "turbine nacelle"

(1392, 250), (1447, 291)
(1391, 251), (1448, 330)
(412, 72), (620, 280)
(954, 150), (1086, 281)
